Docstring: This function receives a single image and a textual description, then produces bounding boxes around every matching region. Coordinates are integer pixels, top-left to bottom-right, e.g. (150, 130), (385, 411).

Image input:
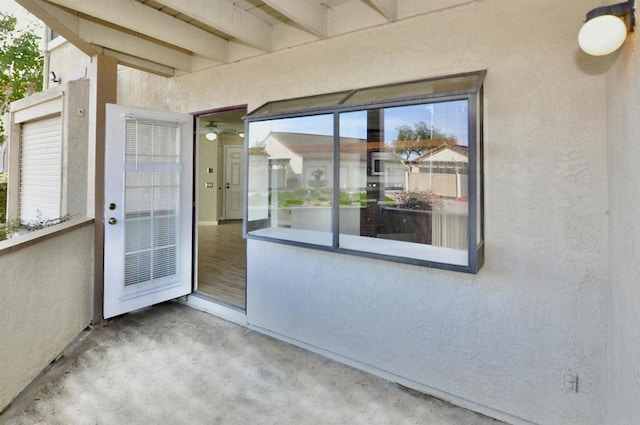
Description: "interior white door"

(224, 145), (243, 220)
(103, 104), (193, 319)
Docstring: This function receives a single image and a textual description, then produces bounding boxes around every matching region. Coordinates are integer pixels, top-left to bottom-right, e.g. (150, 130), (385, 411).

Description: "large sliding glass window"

(245, 71), (485, 273)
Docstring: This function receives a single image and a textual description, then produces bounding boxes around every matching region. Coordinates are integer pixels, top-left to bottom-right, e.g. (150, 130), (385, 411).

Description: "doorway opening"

(194, 107), (247, 310)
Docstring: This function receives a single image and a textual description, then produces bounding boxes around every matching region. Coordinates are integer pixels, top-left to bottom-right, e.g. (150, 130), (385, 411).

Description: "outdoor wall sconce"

(579, 0), (635, 55)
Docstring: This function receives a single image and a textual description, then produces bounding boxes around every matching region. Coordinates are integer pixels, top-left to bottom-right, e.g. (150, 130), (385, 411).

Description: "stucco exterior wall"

(62, 78), (89, 218)
(44, 40), (90, 90)
(605, 17), (640, 425)
(0, 220), (93, 412)
(7, 78), (90, 221)
(112, 1), (612, 424)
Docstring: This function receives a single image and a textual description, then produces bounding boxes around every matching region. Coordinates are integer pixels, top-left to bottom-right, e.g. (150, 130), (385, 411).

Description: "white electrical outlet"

(562, 369), (578, 393)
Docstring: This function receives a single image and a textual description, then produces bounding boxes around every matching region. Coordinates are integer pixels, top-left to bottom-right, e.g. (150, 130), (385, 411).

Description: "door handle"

(108, 217), (117, 225)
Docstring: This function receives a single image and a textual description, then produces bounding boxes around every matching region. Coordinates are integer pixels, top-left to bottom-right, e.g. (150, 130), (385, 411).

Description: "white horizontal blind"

(19, 115), (63, 223)
(123, 118), (182, 287)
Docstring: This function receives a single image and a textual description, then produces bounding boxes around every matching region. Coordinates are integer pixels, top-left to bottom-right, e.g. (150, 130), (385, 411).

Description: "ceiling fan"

(201, 121), (244, 141)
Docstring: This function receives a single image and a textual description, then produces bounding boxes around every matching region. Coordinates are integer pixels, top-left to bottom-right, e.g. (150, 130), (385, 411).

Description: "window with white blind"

(19, 115), (63, 224)
(123, 118), (181, 287)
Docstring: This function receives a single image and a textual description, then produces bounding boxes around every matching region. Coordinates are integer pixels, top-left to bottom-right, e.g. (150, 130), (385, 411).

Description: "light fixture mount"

(586, 0), (635, 30)
(579, 0), (635, 56)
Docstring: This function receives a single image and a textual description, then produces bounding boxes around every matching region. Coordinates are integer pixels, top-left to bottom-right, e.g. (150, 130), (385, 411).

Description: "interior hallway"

(2, 302), (505, 425)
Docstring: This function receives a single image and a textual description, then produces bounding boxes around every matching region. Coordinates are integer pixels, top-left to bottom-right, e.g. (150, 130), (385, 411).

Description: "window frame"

(244, 71), (485, 273)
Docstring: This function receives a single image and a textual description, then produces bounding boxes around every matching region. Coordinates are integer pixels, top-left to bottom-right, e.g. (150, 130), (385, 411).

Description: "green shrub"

(338, 196), (353, 205)
(281, 198), (304, 207)
(0, 218), (20, 242)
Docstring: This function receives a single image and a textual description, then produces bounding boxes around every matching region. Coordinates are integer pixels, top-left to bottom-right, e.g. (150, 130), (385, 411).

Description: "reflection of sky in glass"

(248, 100), (468, 146)
(249, 114), (333, 146)
(388, 100), (468, 146)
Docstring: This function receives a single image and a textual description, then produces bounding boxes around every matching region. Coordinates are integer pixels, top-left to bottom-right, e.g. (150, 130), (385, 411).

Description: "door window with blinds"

(123, 118), (182, 287)
(19, 115), (63, 224)
(103, 104), (192, 319)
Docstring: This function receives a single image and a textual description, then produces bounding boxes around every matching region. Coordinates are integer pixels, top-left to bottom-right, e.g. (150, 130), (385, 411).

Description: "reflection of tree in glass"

(392, 121), (456, 160)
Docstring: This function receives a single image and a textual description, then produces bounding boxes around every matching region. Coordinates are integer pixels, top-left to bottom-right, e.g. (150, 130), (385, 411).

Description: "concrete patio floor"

(1, 302), (506, 425)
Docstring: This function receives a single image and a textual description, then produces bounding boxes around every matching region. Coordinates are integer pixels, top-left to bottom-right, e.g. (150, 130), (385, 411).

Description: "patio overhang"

(15, 0), (403, 77)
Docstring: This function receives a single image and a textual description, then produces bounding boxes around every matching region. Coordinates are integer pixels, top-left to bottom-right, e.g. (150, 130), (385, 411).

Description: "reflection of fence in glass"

(406, 173), (467, 199)
(364, 193), (468, 250)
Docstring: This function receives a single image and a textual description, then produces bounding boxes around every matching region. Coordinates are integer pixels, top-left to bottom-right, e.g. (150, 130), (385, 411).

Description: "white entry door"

(103, 104), (193, 319)
(224, 145), (243, 220)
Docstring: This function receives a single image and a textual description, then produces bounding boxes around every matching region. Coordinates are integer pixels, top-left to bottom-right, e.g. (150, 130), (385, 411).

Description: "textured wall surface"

(113, 1), (619, 424)
(0, 221), (93, 412)
(45, 41), (91, 91)
(605, 19), (640, 425)
(63, 79), (90, 218)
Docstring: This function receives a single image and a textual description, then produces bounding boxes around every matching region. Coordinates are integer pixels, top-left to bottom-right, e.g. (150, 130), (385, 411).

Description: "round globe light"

(579, 14), (629, 56)
(205, 132), (217, 141)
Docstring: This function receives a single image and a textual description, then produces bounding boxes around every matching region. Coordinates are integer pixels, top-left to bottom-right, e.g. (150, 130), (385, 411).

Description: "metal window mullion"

(332, 112), (340, 249)
(467, 93), (478, 273)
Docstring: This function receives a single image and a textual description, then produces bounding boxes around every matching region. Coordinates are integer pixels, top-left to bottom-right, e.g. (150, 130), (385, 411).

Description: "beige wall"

(605, 13), (640, 425)
(47, 0), (635, 424)
(115, 1), (611, 424)
(62, 79), (90, 218)
(197, 133), (219, 224)
(7, 79), (90, 221)
(44, 40), (91, 91)
(0, 220), (93, 412)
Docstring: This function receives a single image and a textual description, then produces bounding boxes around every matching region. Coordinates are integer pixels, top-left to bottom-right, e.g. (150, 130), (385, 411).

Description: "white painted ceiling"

(15, 0), (462, 76)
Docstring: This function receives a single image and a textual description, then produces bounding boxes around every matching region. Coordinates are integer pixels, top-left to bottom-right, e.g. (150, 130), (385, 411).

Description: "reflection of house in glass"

(261, 132), (335, 190)
(406, 144), (469, 199)
(259, 131), (407, 190)
(404, 144), (469, 250)
(249, 132), (468, 250)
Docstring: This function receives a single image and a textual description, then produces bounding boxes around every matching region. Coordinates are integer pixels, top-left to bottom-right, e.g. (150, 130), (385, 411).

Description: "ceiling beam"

(362, 0), (397, 20)
(15, 0), (97, 56)
(262, 0), (327, 37)
(28, 1), (193, 73)
(78, 20), (192, 72)
(44, 0), (228, 62)
(156, 0), (273, 52)
(98, 48), (175, 77)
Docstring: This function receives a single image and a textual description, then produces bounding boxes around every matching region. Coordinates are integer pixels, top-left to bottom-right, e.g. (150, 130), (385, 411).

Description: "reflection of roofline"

(266, 132), (404, 156)
(413, 144), (468, 162)
(248, 146), (267, 155)
(391, 138), (456, 150)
